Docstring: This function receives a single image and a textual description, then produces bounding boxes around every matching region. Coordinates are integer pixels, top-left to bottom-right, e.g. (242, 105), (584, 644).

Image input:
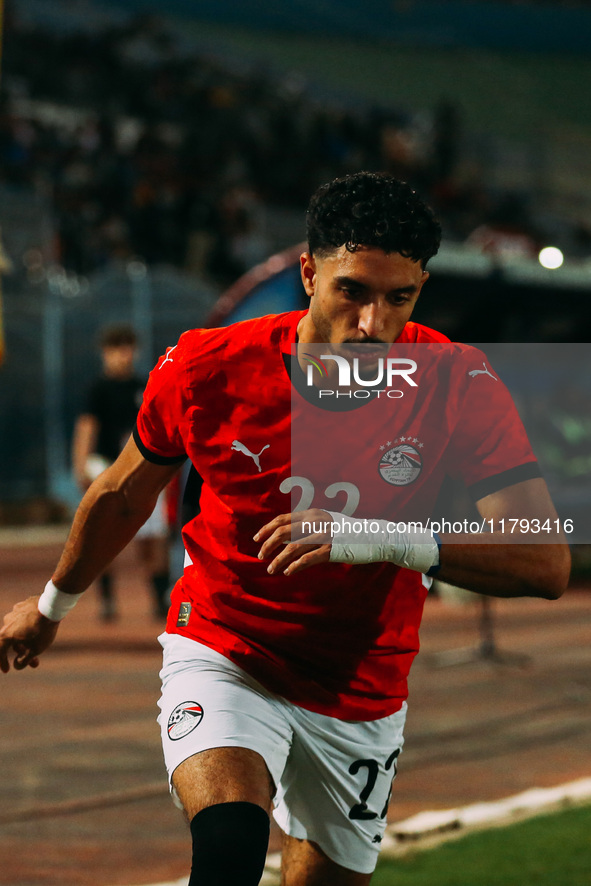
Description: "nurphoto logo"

(302, 348), (418, 400)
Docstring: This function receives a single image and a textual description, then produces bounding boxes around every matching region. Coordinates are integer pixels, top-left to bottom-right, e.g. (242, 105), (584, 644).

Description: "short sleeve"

(447, 348), (540, 498)
(134, 341), (188, 465)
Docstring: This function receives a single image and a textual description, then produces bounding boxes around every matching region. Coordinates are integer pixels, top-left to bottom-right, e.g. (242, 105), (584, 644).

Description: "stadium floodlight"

(538, 246), (564, 270)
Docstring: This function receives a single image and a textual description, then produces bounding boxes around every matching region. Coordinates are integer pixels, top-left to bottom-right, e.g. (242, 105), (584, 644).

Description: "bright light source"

(538, 246), (564, 270)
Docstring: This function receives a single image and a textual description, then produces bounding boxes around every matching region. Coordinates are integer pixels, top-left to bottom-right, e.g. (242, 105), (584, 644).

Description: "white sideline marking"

(116, 779), (591, 885)
(388, 777), (591, 844)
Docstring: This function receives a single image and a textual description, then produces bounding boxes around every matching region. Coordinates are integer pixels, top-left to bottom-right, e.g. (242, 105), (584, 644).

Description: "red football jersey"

(135, 310), (538, 719)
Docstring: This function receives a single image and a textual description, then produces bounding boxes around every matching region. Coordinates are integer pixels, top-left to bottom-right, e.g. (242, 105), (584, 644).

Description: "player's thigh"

(281, 834), (372, 886)
(274, 702), (407, 876)
(173, 745), (274, 820)
(158, 633), (291, 818)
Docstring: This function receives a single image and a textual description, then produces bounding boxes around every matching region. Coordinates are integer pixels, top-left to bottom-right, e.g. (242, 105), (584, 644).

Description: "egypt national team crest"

(167, 701), (204, 741)
(378, 437), (423, 486)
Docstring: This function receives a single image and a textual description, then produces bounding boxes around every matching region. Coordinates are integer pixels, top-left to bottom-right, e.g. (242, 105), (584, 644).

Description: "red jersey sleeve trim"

(133, 425), (186, 466)
(469, 461), (541, 502)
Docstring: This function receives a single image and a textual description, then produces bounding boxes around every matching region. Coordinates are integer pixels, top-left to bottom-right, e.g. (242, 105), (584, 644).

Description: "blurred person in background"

(72, 324), (170, 620)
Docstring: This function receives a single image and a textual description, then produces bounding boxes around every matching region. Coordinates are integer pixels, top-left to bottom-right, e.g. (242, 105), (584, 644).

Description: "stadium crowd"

(0, 4), (588, 285)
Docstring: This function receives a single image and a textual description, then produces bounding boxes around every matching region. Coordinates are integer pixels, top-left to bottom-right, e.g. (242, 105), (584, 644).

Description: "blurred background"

(1, 5), (590, 885)
(0, 0), (591, 552)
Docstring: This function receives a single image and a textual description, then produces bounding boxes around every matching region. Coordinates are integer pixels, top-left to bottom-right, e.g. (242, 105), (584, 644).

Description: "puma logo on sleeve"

(468, 362), (497, 381)
(160, 346), (177, 368)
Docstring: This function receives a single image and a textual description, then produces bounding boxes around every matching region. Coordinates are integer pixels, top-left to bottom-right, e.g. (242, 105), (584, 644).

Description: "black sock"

(151, 571), (170, 616)
(189, 802), (270, 886)
(98, 573), (116, 619)
(99, 572), (113, 600)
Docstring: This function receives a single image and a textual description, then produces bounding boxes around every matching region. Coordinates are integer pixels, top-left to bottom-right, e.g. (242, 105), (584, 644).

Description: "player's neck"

(296, 313), (324, 345)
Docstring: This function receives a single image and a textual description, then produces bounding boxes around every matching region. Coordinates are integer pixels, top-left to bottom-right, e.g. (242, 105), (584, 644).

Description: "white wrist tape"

(327, 512), (440, 574)
(38, 580), (84, 622)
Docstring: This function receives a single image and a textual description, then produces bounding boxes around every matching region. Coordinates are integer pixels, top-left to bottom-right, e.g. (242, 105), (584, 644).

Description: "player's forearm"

(52, 473), (156, 594)
(435, 538), (571, 599)
(326, 513), (570, 599)
(257, 505), (571, 599)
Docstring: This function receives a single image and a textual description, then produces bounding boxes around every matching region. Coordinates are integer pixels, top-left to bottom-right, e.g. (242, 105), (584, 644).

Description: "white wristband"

(38, 580), (84, 622)
(327, 512), (440, 574)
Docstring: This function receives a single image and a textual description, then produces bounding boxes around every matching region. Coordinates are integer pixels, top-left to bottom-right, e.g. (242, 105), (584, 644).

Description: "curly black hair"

(306, 172), (441, 268)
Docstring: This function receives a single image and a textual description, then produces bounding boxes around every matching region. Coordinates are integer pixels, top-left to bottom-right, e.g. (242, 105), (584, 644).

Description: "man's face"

(299, 245), (429, 345)
(102, 344), (136, 378)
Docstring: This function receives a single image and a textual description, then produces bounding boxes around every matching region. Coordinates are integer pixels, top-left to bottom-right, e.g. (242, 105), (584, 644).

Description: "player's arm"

(430, 477), (570, 599)
(255, 477), (570, 600)
(71, 413), (99, 489)
(0, 435), (181, 673)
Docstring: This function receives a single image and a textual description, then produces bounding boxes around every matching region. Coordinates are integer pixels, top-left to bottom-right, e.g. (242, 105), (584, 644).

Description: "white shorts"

(135, 490), (167, 539)
(157, 633), (407, 874)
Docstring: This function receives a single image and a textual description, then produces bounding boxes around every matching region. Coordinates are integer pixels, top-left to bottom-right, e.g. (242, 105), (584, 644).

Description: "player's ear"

(300, 252), (316, 299)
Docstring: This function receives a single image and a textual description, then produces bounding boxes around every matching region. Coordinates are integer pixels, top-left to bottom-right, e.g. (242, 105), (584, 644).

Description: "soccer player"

(72, 324), (171, 619)
(0, 173), (570, 886)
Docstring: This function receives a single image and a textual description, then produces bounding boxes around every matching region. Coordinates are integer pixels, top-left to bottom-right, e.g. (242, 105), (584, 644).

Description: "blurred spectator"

(72, 324), (171, 621)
